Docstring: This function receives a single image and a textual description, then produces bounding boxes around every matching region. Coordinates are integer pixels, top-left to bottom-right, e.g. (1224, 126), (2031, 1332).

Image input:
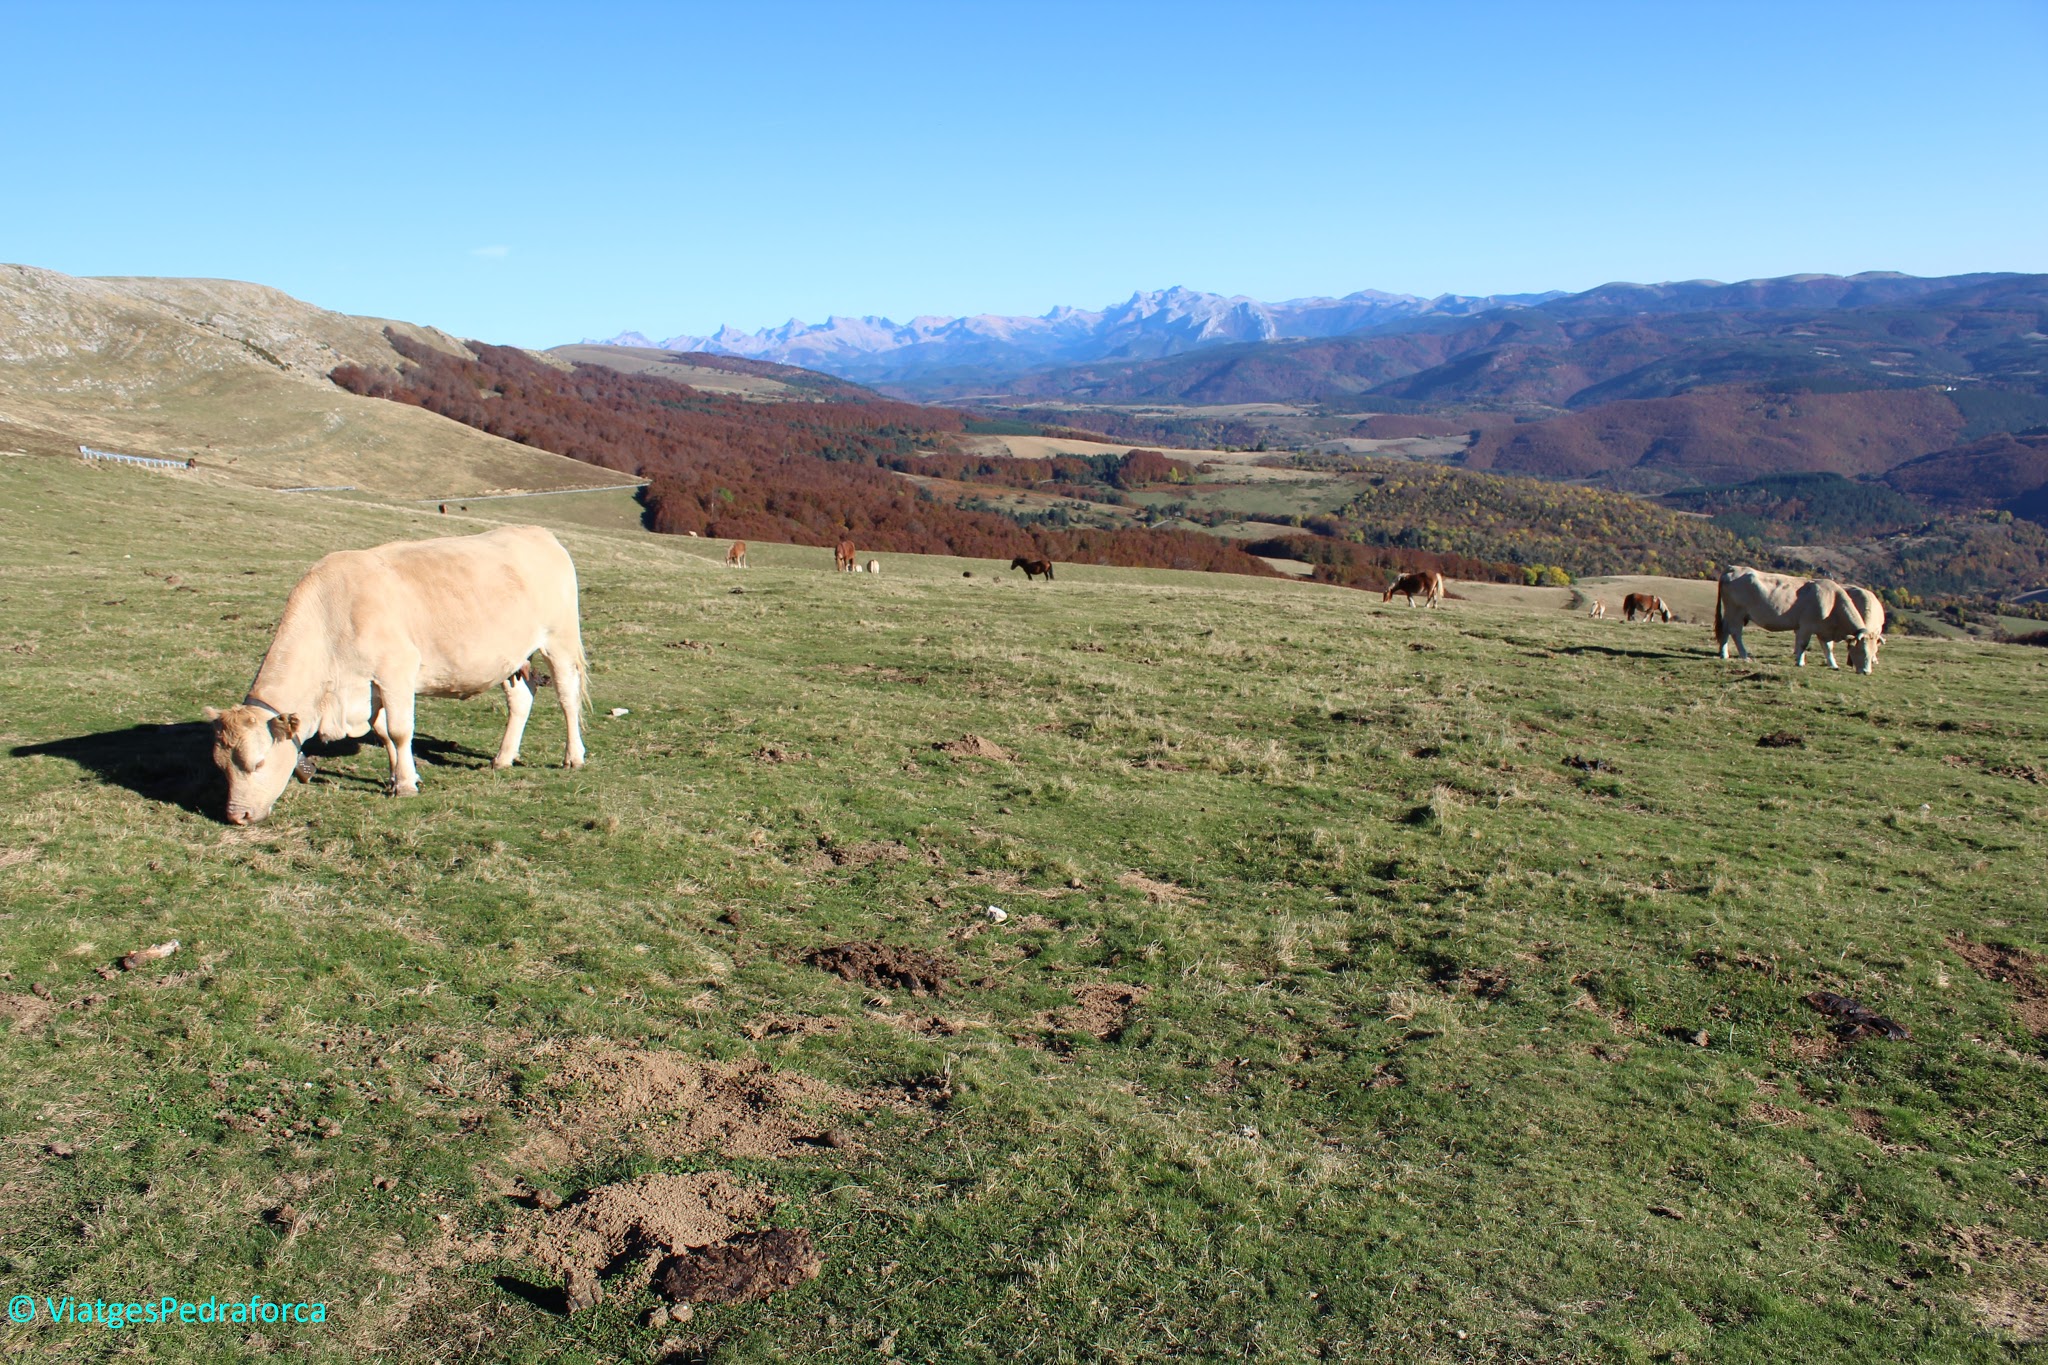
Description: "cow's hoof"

(391, 782), (420, 797)
(492, 757), (517, 770)
(565, 755), (586, 770)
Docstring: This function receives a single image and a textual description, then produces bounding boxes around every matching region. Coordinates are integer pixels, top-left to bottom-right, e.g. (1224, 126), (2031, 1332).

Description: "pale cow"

(866, 559), (879, 575)
(1588, 600), (1607, 619)
(204, 525), (589, 824)
(1715, 566), (1884, 674)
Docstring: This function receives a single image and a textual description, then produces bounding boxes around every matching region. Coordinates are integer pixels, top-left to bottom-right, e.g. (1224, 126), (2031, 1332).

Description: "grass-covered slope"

(2, 456), (2045, 1362)
(0, 266), (640, 498)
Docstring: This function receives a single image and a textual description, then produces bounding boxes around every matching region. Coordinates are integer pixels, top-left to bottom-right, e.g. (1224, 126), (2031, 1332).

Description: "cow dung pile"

(807, 941), (956, 996)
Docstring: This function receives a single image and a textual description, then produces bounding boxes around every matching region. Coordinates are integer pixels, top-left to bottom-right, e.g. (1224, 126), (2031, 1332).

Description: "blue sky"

(3, 1), (2043, 346)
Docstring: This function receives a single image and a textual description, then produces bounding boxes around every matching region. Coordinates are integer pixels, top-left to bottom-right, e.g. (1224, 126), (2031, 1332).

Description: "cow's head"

(1848, 631), (1884, 675)
(203, 704), (305, 824)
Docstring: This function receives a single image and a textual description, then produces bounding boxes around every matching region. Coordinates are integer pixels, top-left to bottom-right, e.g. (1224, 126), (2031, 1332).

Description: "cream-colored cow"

(1715, 566), (1884, 674)
(205, 525), (589, 823)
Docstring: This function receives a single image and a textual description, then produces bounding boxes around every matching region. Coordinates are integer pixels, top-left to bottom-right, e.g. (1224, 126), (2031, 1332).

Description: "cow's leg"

(545, 642), (587, 769)
(1793, 629), (1811, 667)
(1822, 641), (1840, 669)
(495, 671), (535, 768)
(381, 689), (422, 795)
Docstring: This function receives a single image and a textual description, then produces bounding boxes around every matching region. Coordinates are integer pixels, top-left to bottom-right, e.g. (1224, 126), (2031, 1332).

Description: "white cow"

(1715, 566), (1885, 674)
(204, 525), (589, 823)
(866, 558), (880, 575)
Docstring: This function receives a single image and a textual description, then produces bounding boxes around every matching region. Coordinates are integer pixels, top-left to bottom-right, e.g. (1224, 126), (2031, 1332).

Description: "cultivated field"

(3, 456), (2046, 1362)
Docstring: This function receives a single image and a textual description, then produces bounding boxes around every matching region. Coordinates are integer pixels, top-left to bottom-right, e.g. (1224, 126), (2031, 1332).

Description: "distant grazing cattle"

(438, 503), (447, 514)
(1383, 570), (1443, 607)
(1623, 592), (1671, 622)
(866, 558), (880, 575)
(726, 540), (748, 568)
(204, 525), (589, 824)
(835, 540), (857, 572)
(1010, 556), (1055, 581)
(1715, 566), (1884, 674)
(1588, 599), (1607, 619)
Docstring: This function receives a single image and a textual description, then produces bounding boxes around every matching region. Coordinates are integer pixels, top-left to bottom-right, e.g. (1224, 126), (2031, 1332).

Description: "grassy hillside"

(0, 266), (642, 499)
(3, 455), (2045, 1362)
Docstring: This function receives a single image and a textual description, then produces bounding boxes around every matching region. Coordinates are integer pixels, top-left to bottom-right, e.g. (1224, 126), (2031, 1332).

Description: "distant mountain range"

(585, 285), (1566, 382)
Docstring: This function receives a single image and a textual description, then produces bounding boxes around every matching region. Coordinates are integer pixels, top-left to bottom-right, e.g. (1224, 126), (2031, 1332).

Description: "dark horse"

(1010, 556), (1055, 581)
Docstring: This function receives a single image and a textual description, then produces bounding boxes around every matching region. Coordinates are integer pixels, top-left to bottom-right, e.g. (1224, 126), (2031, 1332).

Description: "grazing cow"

(835, 540), (857, 572)
(1715, 566), (1884, 674)
(203, 525), (589, 824)
(725, 540), (748, 568)
(1623, 592), (1671, 622)
(1010, 556), (1055, 581)
(1588, 599), (1607, 619)
(866, 558), (879, 576)
(1383, 570), (1444, 607)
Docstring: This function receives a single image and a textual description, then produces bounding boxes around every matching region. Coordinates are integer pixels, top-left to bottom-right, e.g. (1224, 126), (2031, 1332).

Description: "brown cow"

(725, 540), (748, 568)
(835, 540), (857, 572)
(1383, 570), (1443, 606)
(1010, 556), (1055, 581)
(1623, 592), (1671, 622)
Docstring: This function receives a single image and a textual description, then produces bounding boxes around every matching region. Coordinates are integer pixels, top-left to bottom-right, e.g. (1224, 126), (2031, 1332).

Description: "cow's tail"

(1713, 579), (1726, 649)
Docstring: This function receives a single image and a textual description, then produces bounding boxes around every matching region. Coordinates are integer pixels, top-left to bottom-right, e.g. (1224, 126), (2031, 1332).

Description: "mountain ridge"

(586, 284), (1567, 379)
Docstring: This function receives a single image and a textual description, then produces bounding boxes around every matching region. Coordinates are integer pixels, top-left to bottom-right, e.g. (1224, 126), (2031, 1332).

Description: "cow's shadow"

(1554, 643), (1708, 663)
(9, 726), (496, 819)
(12, 722), (223, 817)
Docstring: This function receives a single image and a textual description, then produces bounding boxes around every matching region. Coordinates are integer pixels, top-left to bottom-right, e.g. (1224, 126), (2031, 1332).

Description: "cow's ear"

(202, 706), (223, 723)
(268, 714), (304, 743)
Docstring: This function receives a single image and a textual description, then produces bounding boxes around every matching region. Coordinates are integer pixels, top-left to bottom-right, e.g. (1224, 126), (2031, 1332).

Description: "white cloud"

(470, 245), (512, 260)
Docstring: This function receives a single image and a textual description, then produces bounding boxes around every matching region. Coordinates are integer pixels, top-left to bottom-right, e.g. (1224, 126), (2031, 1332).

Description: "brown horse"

(1383, 570), (1443, 606)
(1623, 592), (1671, 622)
(835, 540), (857, 572)
(1010, 556), (1055, 581)
(725, 540), (748, 568)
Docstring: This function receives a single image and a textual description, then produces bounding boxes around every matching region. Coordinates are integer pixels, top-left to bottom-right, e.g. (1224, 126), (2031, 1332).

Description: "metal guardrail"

(79, 445), (193, 471)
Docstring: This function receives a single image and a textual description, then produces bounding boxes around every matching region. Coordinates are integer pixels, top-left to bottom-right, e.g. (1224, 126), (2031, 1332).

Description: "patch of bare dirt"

(813, 839), (911, 871)
(1781, 1033), (1844, 1063)
(1460, 968), (1511, 1000)
(1756, 731), (1804, 748)
(0, 993), (55, 1030)
(1949, 936), (2048, 1034)
(1036, 983), (1148, 1041)
(753, 745), (808, 763)
(1971, 1289), (2048, 1343)
(1117, 871), (1201, 905)
(739, 1014), (848, 1042)
(654, 1228), (822, 1305)
(515, 1051), (855, 1166)
(1745, 1101), (1810, 1127)
(806, 942), (955, 996)
(511, 1173), (772, 1279)
(934, 734), (1013, 761)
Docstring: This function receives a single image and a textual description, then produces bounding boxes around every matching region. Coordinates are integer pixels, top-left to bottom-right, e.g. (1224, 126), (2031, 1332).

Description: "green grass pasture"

(2, 456), (2045, 1362)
